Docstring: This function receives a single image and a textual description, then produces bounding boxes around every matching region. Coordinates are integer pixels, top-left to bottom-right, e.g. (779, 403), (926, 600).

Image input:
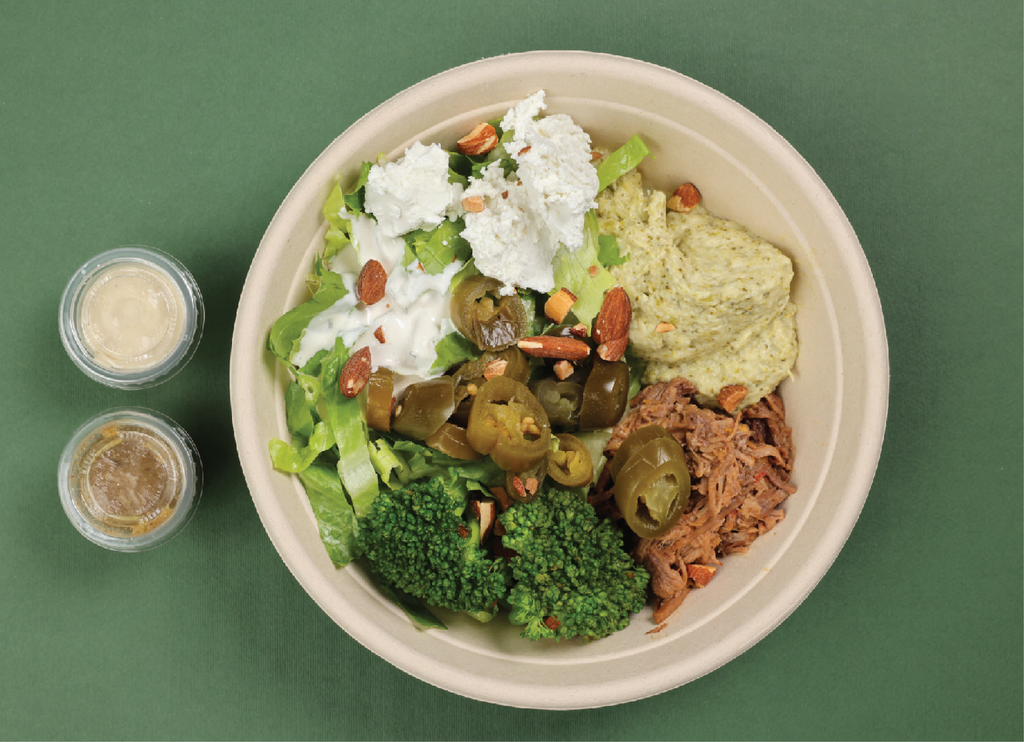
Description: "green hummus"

(597, 171), (798, 410)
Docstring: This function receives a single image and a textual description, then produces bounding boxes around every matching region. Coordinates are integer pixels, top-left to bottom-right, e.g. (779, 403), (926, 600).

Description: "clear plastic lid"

(58, 407), (203, 552)
(59, 246), (204, 389)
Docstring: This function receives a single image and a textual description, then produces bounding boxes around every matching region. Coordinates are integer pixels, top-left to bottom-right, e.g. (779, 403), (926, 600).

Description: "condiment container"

(58, 407), (203, 551)
(59, 246), (204, 389)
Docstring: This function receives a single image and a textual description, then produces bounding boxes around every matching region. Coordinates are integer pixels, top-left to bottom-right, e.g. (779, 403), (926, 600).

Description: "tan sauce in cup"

(74, 423), (183, 537)
(78, 262), (186, 371)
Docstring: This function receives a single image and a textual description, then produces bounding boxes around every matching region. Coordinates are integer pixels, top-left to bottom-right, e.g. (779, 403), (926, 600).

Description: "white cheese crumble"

(460, 90), (599, 293)
(364, 141), (464, 238)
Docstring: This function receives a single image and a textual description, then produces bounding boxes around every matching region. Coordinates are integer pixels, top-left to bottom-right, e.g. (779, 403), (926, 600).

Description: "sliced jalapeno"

(391, 376), (456, 440)
(365, 367), (395, 432)
(530, 377), (584, 427)
(465, 376), (551, 472)
(450, 275), (529, 351)
(547, 433), (594, 487)
(611, 434), (691, 539)
(607, 425), (672, 481)
(424, 422), (482, 461)
(578, 357), (630, 430)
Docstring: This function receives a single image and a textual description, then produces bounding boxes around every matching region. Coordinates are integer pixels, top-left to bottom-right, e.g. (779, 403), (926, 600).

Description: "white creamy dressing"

(291, 211), (461, 380)
(78, 261), (186, 371)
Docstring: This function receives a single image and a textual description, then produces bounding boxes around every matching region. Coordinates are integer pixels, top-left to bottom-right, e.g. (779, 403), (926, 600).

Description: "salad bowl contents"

(264, 89), (799, 640)
(230, 52), (888, 708)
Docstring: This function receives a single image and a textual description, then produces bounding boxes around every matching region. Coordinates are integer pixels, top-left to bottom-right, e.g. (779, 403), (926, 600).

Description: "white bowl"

(229, 51), (888, 709)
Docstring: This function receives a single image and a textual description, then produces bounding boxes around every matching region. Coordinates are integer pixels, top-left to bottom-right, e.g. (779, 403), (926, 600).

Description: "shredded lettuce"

(597, 134), (651, 192)
(550, 211), (616, 326)
(297, 462), (361, 567)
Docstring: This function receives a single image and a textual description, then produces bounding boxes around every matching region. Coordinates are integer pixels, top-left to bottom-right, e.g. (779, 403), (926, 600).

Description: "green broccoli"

(498, 485), (651, 641)
(358, 474), (510, 618)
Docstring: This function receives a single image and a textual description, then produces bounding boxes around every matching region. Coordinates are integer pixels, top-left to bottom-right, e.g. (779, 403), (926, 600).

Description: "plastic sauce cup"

(59, 246), (204, 389)
(58, 407), (203, 551)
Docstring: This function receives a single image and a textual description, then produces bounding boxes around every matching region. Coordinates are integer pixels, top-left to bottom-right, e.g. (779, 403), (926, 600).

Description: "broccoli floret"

(359, 475), (510, 617)
(498, 485), (651, 641)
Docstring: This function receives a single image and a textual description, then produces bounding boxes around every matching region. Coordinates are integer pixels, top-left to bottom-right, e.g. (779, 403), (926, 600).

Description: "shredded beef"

(594, 377), (796, 626)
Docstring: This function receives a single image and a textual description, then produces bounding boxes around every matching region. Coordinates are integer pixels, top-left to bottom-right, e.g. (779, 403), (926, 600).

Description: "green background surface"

(2, 2), (1021, 740)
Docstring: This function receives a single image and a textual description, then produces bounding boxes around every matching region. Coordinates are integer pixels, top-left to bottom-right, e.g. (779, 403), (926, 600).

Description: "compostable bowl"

(229, 51), (888, 709)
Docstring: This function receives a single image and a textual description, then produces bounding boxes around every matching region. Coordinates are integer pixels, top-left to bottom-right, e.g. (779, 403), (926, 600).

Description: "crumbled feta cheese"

(364, 141), (463, 238)
(460, 91), (599, 293)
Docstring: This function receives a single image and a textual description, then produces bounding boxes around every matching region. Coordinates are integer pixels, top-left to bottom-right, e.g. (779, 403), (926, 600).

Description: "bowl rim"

(229, 50), (889, 709)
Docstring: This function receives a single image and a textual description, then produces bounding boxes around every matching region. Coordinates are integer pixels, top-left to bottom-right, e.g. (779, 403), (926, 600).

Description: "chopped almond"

(552, 360), (574, 380)
(456, 123), (499, 156)
(717, 385), (748, 414)
(686, 563), (718, 587)
(462, 195), (485, 213)
(655, 321), (676, 333)
(544, 288), (578, 324)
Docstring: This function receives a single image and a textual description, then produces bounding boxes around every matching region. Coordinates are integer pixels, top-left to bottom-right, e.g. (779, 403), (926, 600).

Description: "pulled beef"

(595, 377), (796, 626)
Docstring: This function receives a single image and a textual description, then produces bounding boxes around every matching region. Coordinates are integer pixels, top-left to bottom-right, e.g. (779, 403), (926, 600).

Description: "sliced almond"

(462, 195), (485, 213)
(667, 182), (702, 213)
(717, 384), (748, 414)
(596, 336), (628, 362)
(483, 358), (508, 380)
(517, 336), (591, 361)
(686, 563), (718, 587)
(339, 347), (372, 398)
(356, 259), (387, 305)
(456, 123), (499, 156)
(544, 287), (578, 324)
(568, 323), (589, 339)
(593, 286), (632, 345)
(654, 321), (676, 333)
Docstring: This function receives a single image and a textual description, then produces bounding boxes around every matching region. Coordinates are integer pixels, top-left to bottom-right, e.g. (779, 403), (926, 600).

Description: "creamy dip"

(597, 170), (798, 409)
(77, 260), (186, 371)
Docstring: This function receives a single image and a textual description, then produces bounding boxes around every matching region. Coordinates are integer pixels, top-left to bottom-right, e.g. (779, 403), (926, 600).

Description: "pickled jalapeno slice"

(611, 434), (691, 539)
(465, 376), (551, 472)
(530, 377), (584, 427)
(450, 275), (529, 351)
(578, 357), (631, 430)
(547, 433), (594, 487)
(423, 422), (482, 461)
(607, 424), (672, 481)
(365, 367), (395, 432)
(391, 376), (456, 440)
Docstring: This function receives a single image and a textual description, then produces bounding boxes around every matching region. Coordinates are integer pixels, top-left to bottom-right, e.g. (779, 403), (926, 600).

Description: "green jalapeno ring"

(613, 436), (691, 539)
(465, 376), (551, 472)
(578, 357), (631, 430)
(547, 433), (594, 487)
(391, 376), (456, 441)
(530, 377), (585, 428)
(365, 367), (395, 432)
(450, 275), (529, 351)
(608, 425), (673, 481)
(424, 421), (482, 461)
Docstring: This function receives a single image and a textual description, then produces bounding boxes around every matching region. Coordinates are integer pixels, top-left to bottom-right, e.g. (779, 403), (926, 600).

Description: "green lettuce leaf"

(429, 331), (479, 374)
(296, 462), (361, 567)
(320, 340), (379, 517)
(403, 219), (471, 275)
(597, 234), (629, 266)
(550, 211), (616, 326)
(266, 282), (349, 365)
(597, 134), (651, 191)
